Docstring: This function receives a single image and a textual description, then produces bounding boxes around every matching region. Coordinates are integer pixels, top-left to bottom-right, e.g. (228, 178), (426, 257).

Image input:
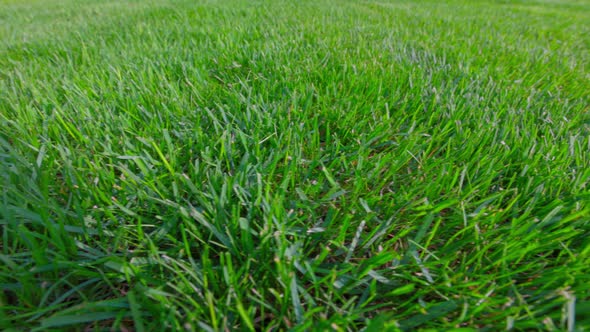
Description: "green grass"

(1, 0), (589, 330)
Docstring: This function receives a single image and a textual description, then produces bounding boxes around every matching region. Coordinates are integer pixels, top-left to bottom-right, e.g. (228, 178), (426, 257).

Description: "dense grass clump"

(1, 0), (589, 330)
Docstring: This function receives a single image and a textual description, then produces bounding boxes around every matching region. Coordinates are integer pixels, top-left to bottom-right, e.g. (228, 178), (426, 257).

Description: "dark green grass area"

(1, 0), (589, 330)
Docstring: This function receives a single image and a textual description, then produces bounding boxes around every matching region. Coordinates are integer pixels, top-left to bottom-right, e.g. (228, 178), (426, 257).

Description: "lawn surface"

(1, 0), (590, 330)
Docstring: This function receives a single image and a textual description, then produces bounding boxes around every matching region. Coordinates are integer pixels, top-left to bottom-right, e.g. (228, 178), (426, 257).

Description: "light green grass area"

(1, 0), (589, 330)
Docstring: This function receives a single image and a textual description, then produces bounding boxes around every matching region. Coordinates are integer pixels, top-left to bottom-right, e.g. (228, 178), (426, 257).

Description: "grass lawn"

(1, 0), (589, 330)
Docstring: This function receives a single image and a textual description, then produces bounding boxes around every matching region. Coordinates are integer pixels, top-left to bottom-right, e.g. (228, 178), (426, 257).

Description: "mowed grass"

(1, 0), (589, 330)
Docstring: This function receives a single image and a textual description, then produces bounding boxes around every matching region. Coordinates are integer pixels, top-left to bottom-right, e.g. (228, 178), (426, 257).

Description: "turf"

(1, 0), (589, 330)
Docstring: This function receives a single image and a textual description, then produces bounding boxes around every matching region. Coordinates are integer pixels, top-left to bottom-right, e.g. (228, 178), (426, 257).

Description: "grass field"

(1, 0), (590, 330)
